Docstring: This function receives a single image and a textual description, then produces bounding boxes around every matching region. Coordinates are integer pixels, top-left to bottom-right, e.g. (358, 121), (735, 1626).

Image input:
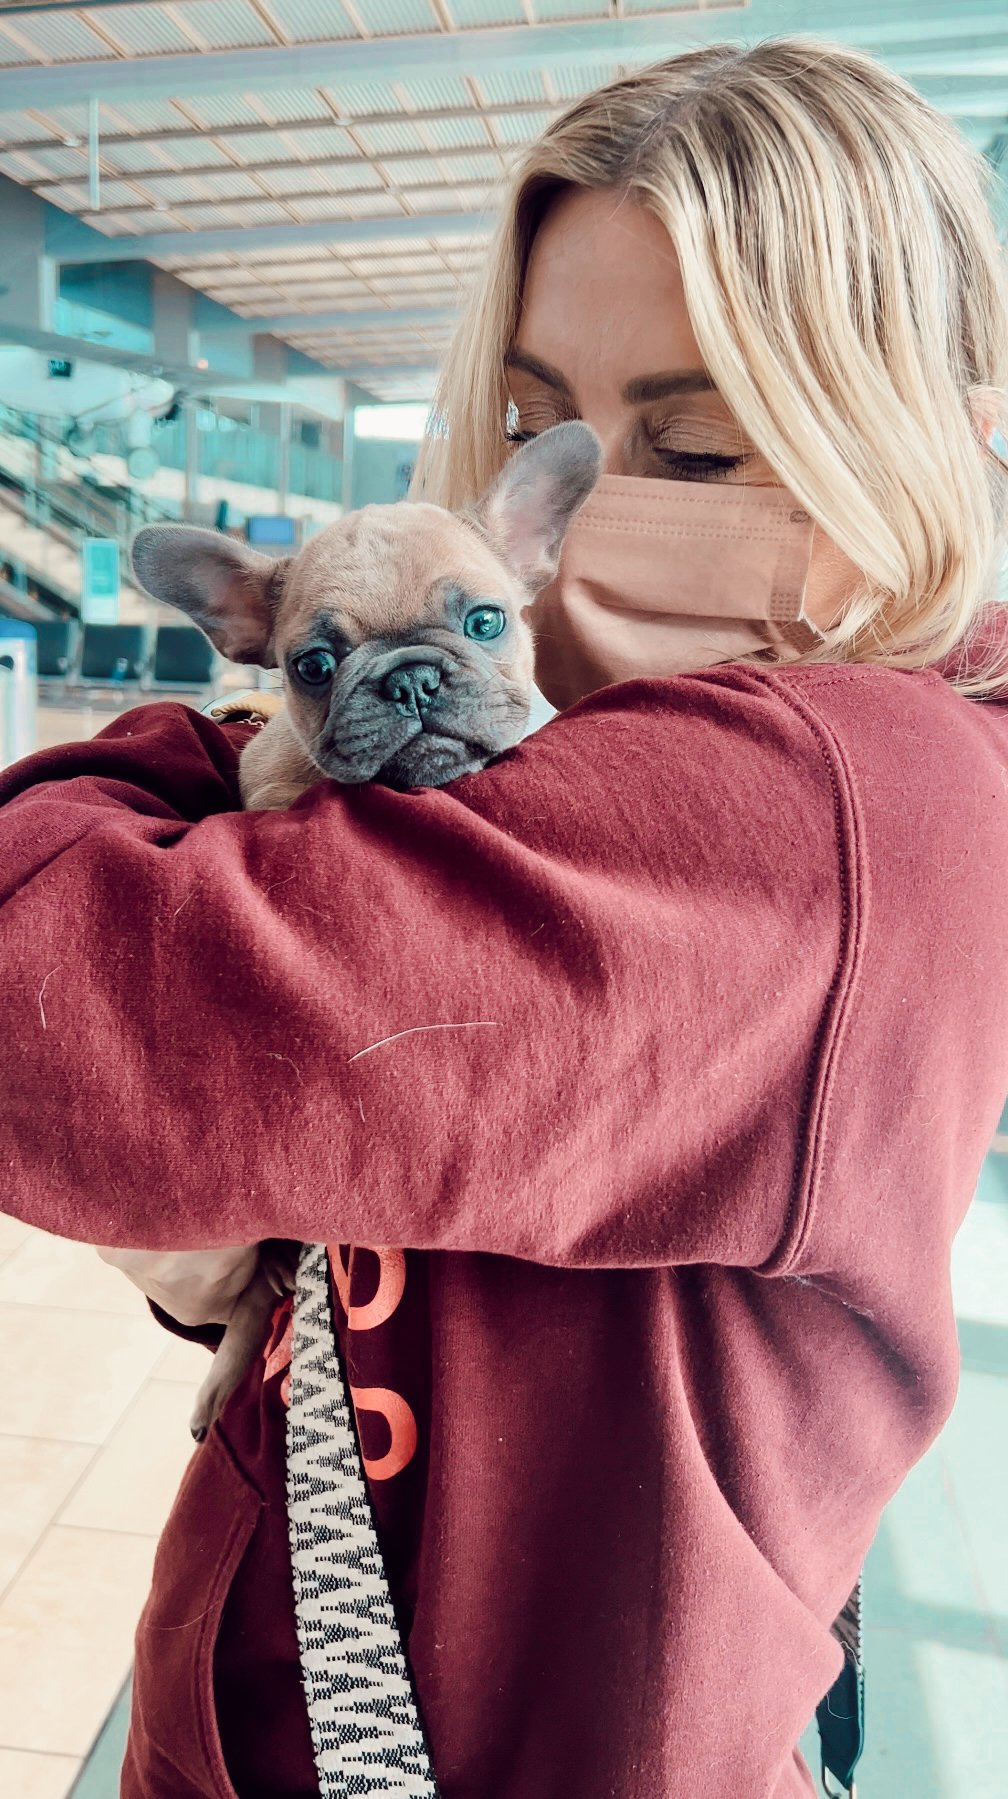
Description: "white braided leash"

(286, 1241), (440, 1798)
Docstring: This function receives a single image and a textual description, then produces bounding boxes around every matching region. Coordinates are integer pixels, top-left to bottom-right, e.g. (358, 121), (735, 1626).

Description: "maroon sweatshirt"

(2, 655), (1008, 1799)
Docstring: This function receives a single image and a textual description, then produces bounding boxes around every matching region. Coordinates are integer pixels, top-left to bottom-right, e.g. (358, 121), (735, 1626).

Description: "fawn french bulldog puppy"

(130, 420), (603, 1440)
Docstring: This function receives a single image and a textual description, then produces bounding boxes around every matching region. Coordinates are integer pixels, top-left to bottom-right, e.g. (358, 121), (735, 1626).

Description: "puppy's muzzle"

(380, 661), (441, 717)
(314, 640), (527, 788)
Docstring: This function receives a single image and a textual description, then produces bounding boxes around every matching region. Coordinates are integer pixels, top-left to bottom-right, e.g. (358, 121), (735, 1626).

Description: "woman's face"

(509, 186), (857, 625)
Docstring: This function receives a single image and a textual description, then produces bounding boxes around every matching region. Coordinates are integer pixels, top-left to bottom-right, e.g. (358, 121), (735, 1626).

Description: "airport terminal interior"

(0, 2), (1006, 1796)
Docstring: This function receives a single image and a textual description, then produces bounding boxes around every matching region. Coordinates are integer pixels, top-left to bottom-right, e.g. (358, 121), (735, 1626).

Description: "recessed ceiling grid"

(0, 23), (587, 367)
(0, 0), (1003, 390)
(5, 85), (552, 230)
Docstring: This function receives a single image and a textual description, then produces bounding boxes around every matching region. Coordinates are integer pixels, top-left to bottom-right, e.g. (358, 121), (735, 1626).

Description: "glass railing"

(0, 406), (179, 602)
(0, 404), (342, 514)
(0, 404), (177, 531)
(151, 416), (342, 503)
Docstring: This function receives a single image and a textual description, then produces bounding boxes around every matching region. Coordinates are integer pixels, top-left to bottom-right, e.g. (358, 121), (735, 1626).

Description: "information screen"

(246, 515), (297, 547)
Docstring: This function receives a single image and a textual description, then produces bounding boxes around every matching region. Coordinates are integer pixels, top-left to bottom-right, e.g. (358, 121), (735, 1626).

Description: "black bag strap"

(816, 1575), (866, 1796)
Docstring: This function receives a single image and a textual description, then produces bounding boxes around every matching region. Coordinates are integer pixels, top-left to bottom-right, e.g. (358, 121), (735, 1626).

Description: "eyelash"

(653, 449), (743, 481)
(506, 428), (742, 482)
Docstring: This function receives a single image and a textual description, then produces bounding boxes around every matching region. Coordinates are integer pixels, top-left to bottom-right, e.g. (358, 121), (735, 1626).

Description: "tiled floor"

(0, 1214), (207, 1797)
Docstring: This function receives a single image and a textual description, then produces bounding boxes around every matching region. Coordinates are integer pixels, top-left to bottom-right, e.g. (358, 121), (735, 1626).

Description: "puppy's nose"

(380, 662), (441, 714)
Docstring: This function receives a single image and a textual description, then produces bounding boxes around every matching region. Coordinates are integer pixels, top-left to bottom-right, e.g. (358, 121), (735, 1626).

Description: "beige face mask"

(528, 472), (823, 711)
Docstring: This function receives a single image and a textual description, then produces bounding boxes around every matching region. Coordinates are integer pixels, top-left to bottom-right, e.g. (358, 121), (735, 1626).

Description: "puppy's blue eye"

(294, 648), (337, 686)
(463, 605), (506, 643)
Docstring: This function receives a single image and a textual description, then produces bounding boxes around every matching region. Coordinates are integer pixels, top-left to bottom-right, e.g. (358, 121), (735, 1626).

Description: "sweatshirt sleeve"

(0, 677), (847, 1271)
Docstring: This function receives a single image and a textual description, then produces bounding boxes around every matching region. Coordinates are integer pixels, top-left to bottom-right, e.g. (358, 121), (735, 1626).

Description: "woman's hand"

(96, 1245), (258, 1328)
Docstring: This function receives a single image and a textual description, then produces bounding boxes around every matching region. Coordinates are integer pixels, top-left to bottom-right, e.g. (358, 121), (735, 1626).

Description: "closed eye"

(653, 449), (744, 481)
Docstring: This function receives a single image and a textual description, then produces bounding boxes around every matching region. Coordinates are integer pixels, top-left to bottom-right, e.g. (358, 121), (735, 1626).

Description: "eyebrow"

(307, 612), (354, 651)
(505, 349), (573, 396)
(505, 348), (715, 405)
(622, 370), (716, 403)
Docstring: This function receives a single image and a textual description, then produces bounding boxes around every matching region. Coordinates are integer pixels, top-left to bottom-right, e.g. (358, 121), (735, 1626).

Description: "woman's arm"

(0, 678), (846, 1271)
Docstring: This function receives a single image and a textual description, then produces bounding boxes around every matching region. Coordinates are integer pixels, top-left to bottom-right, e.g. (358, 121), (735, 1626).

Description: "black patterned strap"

(286, 1242), (441, 1798)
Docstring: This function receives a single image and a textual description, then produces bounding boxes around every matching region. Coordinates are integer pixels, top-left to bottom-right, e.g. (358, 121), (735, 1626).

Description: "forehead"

(285, 502), (514, 638)
(517, 187), (702, 398)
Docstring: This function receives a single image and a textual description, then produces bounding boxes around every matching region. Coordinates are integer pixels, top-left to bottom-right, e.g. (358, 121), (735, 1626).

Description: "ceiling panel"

(548, 61), (623, 96)
(0, 32), (42, 66)
(255, 163), (349, 195)
(286, 188), (407, 219)
(489, 107), (554, 141)
(352, 120), (430, 154)
(394, 75), (478, 110)
(421, 114), (497, 148)
(156, 251), (251, 271)
(0, 149), (48, 179)
(248, 89), (337, 124)
(349, 0), (440, 35)
(12, 142), (83, 176)
(114, 137), (236, 170)
(532, 0), (611, 16)
(236, 256), (359, 279)
(101, 98), (194, 130)
(67, 209), (136, 236)
(164, 0), (277, 52)
(318, 80), (399, 115)
(473, 69), (549, 104)
(179, 93), (277, 129)
(208, 128), (303, 162)
(90, 7), (195, 57)
(0, 107), (50, 135)
(264, 125), (358, 157)
(0, 11), (110, 63)
(447, 0), (526, 24)
(74, 177), (151, 207)
(266, 0), (358, 41)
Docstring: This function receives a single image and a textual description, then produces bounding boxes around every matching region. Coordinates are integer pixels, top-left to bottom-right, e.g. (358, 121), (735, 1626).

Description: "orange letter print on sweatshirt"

(261, 1246), (418, 1483)
(330, 1246), (418, 1481)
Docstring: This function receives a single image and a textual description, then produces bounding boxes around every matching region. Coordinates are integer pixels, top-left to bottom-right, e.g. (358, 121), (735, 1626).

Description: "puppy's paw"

(187, 1255), (295, 1442)
(261, 1240), (301, 1296)
(189, 1374), (226, 1443)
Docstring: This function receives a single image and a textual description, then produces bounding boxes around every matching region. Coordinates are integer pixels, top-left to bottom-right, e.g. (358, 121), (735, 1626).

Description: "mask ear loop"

(786, 517), (828, 652)
(767, 507), (824, 650)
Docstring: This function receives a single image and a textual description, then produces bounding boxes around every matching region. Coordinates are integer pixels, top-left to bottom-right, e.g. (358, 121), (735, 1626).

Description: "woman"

(2, 37), (1008, 1799)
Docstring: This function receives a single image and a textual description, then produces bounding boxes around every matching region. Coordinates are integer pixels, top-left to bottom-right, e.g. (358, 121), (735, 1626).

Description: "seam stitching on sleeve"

(751, 669), (869, 1276)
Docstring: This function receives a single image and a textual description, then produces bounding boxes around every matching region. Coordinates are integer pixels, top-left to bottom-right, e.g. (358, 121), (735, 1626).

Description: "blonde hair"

(412, 37), (1008, 692)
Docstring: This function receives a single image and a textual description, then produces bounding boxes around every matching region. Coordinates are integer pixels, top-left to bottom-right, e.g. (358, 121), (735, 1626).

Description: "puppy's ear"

(473, 421), (603, 593)
(131, 526), (288, 667)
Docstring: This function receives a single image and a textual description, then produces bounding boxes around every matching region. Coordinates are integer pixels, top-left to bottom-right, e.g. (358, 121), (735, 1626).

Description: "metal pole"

(277, 401), (291, 513)
(341, 408), (355, 516)
(183, 405), (199, 522)
(88, 96), (101, 213)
